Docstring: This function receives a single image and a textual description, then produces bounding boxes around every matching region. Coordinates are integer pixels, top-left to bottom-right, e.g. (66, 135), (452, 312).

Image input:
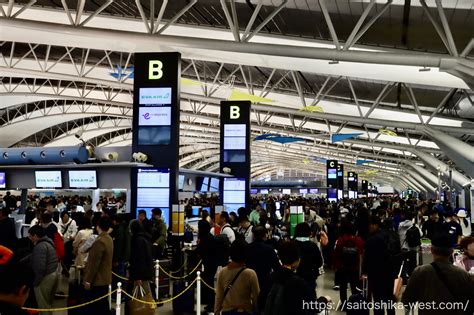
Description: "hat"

(456, 209), (467, 218)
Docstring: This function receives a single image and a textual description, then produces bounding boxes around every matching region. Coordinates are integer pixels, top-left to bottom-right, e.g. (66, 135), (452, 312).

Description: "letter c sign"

(329, 161), (335, 167)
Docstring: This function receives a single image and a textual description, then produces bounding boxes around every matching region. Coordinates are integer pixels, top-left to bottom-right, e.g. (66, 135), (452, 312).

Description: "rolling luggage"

(172, 280), (195, 315)
(346, 275), (369, 315)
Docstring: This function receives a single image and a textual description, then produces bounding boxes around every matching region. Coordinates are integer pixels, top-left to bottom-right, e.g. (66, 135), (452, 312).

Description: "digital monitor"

(178, 175), (185, 190)
(349, 191), (356, 199)
(327, 169), (337, 179)
(137, 169), (169, 188)
(328, 188), (338, 202)
(35, 171), (62, 188)
(138, 107), (171, 126)
(348, 177), (354, 182)
(299, 189), (308, 194)
(138, 126), (171, 145)
(309, 188), (319, 194)
(139, 87), (172, 105)
(0, 172), (5, 189)
(136, 188), (170, 207)
(191, 206), (200, 217)
(224, 178), (246, 191)
(338, 171), (343, 177)
(223, 150), (246, 163)
(275, 202), (281, 210)
(250, 188), (258, 194)
(282, 189), (291, 195)
(338, 189), (343, 199)
(223, 178), (246, 211)
(224, 204), (246, 213)
(209, 178), (219, 192)
(199, 177), (210, 192)
(68, 170), (97, 188)
(259, 189), (269, 194)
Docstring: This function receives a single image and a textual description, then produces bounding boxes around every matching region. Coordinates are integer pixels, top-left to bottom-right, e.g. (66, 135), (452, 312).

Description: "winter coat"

(30, 237), (58, 286)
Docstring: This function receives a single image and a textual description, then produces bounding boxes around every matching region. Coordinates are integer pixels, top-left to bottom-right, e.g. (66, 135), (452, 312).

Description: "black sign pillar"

(347, 171), (358, 198)
(131, 52), (181, 225)
(337, 164), (344, 199)
(362, 180), (369, 195)
(326, 160), (338, 201)
(220, 101), (251, 212)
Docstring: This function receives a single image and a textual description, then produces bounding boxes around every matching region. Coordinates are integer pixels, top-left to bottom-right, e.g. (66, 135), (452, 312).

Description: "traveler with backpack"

(398, 211), (422, 277)
(363, 215), (397, 315)
(294, 223), (323, 292)
(237, 208), (254, 244)
(218, 211), (236, 244)
(214, 240), (259, 315)
(264, 240), (316, 315)
(196, 220), (219, 313)
(333, 220), (364, 307)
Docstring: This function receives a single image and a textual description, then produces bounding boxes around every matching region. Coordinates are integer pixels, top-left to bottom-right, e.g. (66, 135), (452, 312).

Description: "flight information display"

(0, 172), (5, 189)
(137, 169), (169, 187)
(35, 171), (62, 188)
(68, 170), (97, 188)
(136, 168), (170, 216)
(223, 178), (246, 211)
(223, 124), (247, 162)
(209, 178), (219, 192)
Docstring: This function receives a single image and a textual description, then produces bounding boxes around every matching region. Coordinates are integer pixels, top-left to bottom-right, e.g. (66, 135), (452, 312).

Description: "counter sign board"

(327, 160), (338, 202)
(220, 101), (251, 209)
(131, 53), (181, 221)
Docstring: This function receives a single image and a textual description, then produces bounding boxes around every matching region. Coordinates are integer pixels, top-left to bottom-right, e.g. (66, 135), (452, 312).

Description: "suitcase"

(346, 275), (369, 315)
(172, 280), (195, 315)
(67, 282), (85, 315)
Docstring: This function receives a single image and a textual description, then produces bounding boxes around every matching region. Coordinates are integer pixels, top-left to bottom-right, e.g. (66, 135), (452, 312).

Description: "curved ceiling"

(0, 0), (473, 187)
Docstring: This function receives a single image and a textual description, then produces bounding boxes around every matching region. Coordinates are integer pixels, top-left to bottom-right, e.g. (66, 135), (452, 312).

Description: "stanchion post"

(109, 284), (112, 310)
(196, 271), (201, 315)
(155, 260), (160, 302)
(116, 282), (122, 315)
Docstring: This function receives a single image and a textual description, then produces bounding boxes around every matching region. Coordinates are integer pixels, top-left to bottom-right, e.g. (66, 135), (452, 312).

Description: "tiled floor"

(50, 268), (411, 315)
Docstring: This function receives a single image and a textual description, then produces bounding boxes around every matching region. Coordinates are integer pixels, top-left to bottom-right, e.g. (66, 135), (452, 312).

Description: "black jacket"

(268, 267), (316, 315)
(129, 232), (154, 281)
(196, 233), (218, 269)
(295, 240), (323, 283)
(0, 301), (29, 315)
(363, 230), (397, 283)
(246, 239), (281, 288)
(0, 217), (17, 250)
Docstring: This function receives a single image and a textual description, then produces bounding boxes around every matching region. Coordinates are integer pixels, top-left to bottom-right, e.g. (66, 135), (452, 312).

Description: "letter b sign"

(230, 105), (240, 119)
(149, 60), (163, 80)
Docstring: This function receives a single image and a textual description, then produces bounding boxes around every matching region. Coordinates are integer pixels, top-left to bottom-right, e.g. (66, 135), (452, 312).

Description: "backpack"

(341, 237), (359, 268)
(214, 226), (231, 266)
(263, 283), (286, 315)
(405, 225), (421, 248)
(53, 232), (65, 261)
(236, 225), (252, 243)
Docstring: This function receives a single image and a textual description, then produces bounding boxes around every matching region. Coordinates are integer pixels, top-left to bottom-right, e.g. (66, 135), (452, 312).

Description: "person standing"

(443, 211), (463, 247)
(422, 209), (444, 241)
(398, 211), (422, 277)
(128, 220), (154, 301)
(363, 215), (397, 315)
(456, 209), (471, 237)
(0, 208), (17, 250)
(402, 233), (474, 315)
(25, 225), (58, 315)
(110, 215), (130, 279)
(196, 220), (218, 313)
(214, 240), (260, 315)
(151, 208), (167, 259)
(218, 211), (236, 244)
(294, 222), (323, 292)
(83, 218), (113, 314)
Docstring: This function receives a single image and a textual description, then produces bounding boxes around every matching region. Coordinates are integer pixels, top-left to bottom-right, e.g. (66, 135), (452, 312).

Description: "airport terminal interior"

(0, 0), (473, 314)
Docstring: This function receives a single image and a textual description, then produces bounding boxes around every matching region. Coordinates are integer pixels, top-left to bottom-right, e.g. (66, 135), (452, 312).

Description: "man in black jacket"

(363, 215), (396, 315)
(0, 208), (17, 250)
(246, 226), (281, 312)
(265, 240), (316, 315)
(294, 223), (323, 292)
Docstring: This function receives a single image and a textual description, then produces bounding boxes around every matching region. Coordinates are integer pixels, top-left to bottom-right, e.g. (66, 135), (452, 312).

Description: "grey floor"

(49, 268), (410, 315)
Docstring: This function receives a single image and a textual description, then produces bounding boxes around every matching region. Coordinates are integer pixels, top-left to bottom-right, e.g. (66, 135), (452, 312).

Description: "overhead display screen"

(138, 107), (171, 126)
(328, 169), (337, 179)
(136, 188), (170, 207)
(299, 189), (308, 194)
(223, 124), (247, 162)
(282, 189), (291, 195)
(139, 87), (172, 105)
(137, 168), (170, 187)
(138, 126), (171, 145)
(200, 177), (210, 191)
(259, 189), (269, 194)
(250, 188), (258, 194)
(178, 175), (185, 190)
(0, 172), (5, 189)
(35, 171), (62, 188)
(223, 178), (246, 211)
(68, 170), (97, 188)
(309, 188), (319, 194)
(209, 178), (219, 192)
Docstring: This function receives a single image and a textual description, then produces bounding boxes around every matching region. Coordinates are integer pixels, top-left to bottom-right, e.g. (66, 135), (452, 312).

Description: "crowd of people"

(1, 193), (474, 315)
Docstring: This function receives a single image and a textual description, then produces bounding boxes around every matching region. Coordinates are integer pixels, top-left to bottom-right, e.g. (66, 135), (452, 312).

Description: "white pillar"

(116, 282), (122, 315)
(196, 271), (201, 315)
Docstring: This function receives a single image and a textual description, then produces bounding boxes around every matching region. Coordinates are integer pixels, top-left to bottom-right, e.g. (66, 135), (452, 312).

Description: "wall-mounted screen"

(259, 189), (269, 194)
(35, 171), (62, 188)
(178, 175), (185, 190)
(338, 171), (343, 177)
(250, 188), (258, 194)
(191, 206), (200, 217)
(138, 107), (171, 126)
(348, 177), (354, 181)
(68, 170), (97, 188)
(223, 124), (247, 162)
(136, 168), (170, 218)
(223, 150), (246, 163)
(137, 169), (169, 188)
(139, 87), (172, 105)
(223, 178), (246, 211)
(328, 188), (338, 202)
(282, 189), (291, 195)
(199, 177), (210, 192)
(309, 188), (319, 194)
(0, 172), (5, 189)
(209, 178), (219, 192)
(299, 189), (308, 194)
(137, 188), (170, 207)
